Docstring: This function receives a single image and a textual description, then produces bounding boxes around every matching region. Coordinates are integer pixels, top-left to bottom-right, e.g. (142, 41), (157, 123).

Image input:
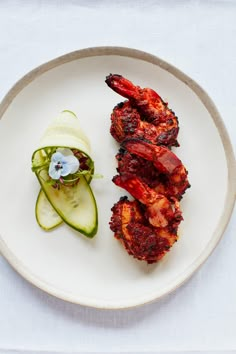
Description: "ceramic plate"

(0, 47), (235, 309)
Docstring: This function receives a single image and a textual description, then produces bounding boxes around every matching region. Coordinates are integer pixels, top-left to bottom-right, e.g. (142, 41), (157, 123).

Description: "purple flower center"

(55, 162), (63, 171)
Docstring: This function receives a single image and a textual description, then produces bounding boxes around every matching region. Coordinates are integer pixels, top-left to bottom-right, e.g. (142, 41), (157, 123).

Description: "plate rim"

(0, 46), (235, 309)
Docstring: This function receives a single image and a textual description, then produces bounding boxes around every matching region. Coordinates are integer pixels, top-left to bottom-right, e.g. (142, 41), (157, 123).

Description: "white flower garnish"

(49, 148), (80, 180)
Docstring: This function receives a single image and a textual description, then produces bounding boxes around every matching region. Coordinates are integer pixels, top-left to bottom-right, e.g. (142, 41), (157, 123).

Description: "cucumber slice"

(35, 159), (94, 231)
(36, 189), (63, 231)
(36, 169), (98, 237)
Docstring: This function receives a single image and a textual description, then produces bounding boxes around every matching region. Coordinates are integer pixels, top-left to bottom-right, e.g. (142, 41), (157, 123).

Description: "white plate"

(0, 47), (235, 309)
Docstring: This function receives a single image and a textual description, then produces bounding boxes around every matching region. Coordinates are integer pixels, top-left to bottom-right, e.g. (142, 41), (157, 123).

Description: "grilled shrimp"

(110, 101), (179, 147)
(110, 197), (178, 263)
(120, 139), (190, 200)
(113, 174), (182, 229)
(106, 74), (179, 146)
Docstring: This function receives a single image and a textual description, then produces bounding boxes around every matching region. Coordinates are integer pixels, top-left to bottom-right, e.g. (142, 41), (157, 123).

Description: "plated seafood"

(106, 74), (190, 263)
(106, 74), (179, 147)
(120, 139), (190, 200)
(110, 197), (179, 263)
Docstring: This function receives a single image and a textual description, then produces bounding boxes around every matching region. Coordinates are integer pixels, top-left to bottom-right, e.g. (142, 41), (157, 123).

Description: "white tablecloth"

(0, 1), (235, 353)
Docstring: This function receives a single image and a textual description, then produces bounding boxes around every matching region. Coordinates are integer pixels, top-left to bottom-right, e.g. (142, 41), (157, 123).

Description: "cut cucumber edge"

(35, 189), (63, 231)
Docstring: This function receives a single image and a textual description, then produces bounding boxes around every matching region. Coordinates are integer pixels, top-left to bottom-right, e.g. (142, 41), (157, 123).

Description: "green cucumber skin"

(35, 172), (98, 238)
(35, 189), (63, 231)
